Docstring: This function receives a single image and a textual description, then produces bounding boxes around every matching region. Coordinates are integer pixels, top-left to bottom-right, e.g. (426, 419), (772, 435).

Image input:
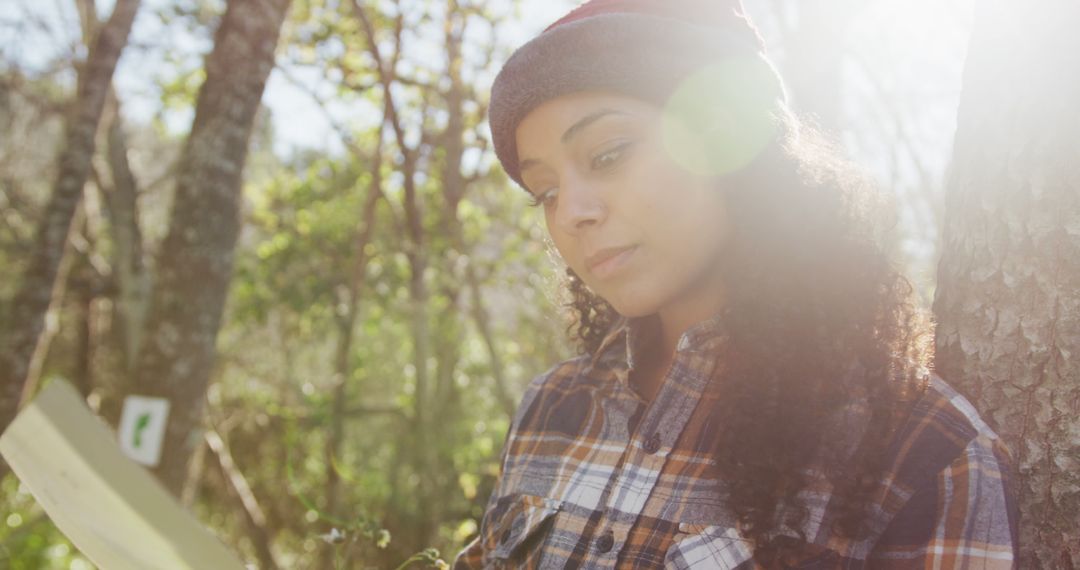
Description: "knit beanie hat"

(489, 0), (789, 188)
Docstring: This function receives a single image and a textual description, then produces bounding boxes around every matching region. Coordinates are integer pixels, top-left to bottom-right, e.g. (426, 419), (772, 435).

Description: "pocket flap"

(489, 494), (563, 560)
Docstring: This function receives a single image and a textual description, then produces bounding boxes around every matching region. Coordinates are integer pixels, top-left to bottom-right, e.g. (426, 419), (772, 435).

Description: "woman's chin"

(603, 291), (661, 320)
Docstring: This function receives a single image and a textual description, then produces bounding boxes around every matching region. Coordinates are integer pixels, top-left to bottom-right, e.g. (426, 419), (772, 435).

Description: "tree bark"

(103, 91), (150, 371)
(19, 207), (85, 407)
(933, 1), (1080, 567)
(0, 0), (140, 438)
(131, 0), (291, 496)
(96, 92), (151, 428)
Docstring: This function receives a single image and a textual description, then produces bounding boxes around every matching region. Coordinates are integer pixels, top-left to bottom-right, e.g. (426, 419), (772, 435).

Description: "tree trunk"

(97, 92), (151, 428)
(933, 1), (1080, 567)
(0, 0), (140, 438)
(19, 207), (85, 407)
(103, 91), (150, 371)
(71, 259), (96, 398)
(131, 0), (291, 496)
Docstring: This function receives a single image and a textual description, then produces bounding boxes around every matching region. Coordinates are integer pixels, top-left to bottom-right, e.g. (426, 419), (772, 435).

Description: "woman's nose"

(554, 177), (607, 234)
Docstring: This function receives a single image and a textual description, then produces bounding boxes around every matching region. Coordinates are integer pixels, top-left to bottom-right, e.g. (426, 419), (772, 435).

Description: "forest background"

(0, 0), (1076, 568)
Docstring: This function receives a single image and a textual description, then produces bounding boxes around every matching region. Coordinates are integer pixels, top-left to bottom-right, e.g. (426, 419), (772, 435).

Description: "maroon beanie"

(488, 0), (788, 188)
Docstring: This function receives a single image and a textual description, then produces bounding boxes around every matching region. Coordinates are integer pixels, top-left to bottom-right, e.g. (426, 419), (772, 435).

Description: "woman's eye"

(527, 188), (557, 208)
(591, 142), (633, 170)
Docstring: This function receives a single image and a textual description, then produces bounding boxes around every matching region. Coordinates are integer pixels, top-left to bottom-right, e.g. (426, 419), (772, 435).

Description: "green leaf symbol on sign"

(134, 413), (151, 448)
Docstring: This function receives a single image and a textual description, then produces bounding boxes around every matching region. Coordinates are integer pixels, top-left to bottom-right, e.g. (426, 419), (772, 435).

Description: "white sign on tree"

(118, 395), (170, 467)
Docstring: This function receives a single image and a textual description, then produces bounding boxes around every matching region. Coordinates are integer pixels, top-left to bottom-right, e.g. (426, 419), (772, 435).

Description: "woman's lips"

(586, 245), (638, 279)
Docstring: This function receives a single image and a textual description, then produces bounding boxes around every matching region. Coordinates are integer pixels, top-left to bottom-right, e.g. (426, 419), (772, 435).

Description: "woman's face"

(514, 91), (732, 322)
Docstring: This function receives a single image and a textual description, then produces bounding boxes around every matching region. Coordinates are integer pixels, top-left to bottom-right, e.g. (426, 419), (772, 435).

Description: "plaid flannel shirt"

(453, 310), (1018, 569)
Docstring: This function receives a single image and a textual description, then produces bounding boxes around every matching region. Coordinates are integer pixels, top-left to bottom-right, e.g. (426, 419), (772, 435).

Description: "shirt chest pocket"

(664, 524), (842, 570)
(664, 524), (756, 570)
(483, 494), (563, 567)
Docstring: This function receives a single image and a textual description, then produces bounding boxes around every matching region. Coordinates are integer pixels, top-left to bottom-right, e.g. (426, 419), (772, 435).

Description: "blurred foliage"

(0, 476), (94, 569)
(0, 0), (575, 567)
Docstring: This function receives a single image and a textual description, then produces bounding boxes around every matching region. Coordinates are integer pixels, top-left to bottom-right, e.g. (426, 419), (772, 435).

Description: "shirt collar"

(586, 307), (733, 375)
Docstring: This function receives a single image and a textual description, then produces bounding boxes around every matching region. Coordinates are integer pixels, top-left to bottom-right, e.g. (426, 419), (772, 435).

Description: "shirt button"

(595, 530), (615, 553)
(643, 431), (662, 454)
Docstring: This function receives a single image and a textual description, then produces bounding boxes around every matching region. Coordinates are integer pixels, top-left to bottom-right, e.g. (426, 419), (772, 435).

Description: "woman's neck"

(656, 301), (726, 358)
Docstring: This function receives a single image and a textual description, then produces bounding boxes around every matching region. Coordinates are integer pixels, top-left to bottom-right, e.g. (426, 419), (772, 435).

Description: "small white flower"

(320, 527), (346, 544)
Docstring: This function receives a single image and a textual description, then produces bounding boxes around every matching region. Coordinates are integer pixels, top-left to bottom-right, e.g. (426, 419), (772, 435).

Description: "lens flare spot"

(662, 57), (783, 176)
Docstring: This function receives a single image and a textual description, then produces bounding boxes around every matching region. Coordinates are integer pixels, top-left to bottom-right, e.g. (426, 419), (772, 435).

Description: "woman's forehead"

(524, 91), (653, 124)
(515, 92), (656, 152)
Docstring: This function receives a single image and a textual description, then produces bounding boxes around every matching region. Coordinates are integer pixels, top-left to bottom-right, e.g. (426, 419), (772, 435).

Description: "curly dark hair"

(553, 110), (934, 566)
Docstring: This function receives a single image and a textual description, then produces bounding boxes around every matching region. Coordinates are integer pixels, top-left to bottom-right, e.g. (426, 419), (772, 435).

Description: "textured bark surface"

(96, 93), (152, 429)
(0, 0), (141, 437)
(103, 92), (149, 371)
(933, 1), (1080, 567)
(131, 0), (291, 496)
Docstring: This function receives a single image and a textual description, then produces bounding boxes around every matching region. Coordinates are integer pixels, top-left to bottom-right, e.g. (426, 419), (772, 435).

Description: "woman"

(455, 0), (1019, 568)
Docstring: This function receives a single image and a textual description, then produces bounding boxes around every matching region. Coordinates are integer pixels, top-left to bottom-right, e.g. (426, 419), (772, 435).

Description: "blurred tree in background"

(0, 0), (142, 468)
(1, 0), (572, 567)
(0, 0), (1076, 568)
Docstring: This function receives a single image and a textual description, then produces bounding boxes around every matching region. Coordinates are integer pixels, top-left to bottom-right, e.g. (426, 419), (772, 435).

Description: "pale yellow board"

(0, 379), (247, 570)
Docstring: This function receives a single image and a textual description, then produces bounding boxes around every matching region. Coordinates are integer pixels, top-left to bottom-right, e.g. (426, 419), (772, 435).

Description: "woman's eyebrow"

(519, 109), (631, 174)
(561, 109), (629, 144)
